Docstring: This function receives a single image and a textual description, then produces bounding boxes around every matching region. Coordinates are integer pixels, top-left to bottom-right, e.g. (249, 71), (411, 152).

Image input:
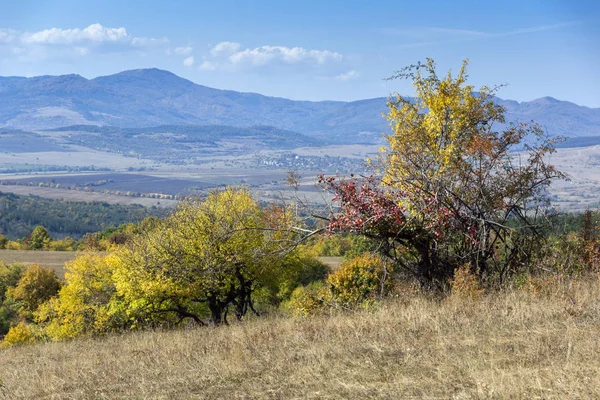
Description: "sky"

(0, 0), (598, 107)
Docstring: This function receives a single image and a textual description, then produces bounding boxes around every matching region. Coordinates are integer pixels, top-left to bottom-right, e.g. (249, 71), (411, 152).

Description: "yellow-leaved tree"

(321, 59), (564, 288)
(35, 252), (125, 340)
(112, 187), (311, 325)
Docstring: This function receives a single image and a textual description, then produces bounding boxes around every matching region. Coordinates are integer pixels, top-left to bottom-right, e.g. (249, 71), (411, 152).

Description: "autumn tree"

(112, 188), (307, 325)
(7, 264), (60, 320)
(35, 253), (124, 339)
(321, 59), (563, 287)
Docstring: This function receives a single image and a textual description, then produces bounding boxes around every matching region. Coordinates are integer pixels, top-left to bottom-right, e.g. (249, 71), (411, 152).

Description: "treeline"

(0, 180), (181, 201)
(0, 192), (168, 240)
(0, 165), (111, 174)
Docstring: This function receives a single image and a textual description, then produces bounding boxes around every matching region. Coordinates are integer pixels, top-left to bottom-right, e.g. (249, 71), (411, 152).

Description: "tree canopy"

(321, 59), (563, 287)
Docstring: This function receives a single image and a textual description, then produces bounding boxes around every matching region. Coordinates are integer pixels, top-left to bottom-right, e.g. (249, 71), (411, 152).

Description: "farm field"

(0, 185), (178, 207)
(1, 172), (212, 195)
(0, 146), (157, 170)
(2, 141), (600, 211)
(0, 250), (77, 278)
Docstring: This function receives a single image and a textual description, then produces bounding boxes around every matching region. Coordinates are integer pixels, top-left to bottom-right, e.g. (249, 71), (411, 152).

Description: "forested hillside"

(0, 192), (168, 239)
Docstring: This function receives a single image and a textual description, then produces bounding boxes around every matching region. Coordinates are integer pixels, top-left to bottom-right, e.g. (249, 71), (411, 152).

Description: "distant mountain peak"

(94, 68), (190, 82)
(0, 69), (598, 141)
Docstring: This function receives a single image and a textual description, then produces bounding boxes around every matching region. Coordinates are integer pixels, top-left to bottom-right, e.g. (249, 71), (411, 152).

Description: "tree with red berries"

(320, 59), (564, 288)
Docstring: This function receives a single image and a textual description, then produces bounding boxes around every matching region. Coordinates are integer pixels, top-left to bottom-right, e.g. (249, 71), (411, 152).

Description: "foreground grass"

(1, 277), (600, 399)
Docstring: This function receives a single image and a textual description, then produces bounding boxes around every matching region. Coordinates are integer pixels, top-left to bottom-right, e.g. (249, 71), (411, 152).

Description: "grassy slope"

(1, 277), (600, 399)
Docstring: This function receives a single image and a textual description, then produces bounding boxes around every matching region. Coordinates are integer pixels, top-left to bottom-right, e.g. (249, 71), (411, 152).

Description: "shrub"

(7, 264), (61, 320)
(449, 264), (483, 300)
(327, 253), (390, 308)
(283, 281), (330, 317)
(0, 322), (38, 348)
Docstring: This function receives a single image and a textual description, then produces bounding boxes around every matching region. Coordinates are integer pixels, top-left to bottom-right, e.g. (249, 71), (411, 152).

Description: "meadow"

(1, 275), (599, 399)
(0, 250), (77, 278)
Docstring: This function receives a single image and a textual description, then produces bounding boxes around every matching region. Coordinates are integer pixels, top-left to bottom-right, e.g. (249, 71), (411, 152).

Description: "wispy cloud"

(183, 56), (194, 67)
(386, 21), (580, 48)
(382, 26), (485, 39)
(489, 21), (580, 38)
(174, 46), (193, 56)
(199, 60), (218, 71)
(335, 70), (360, 81)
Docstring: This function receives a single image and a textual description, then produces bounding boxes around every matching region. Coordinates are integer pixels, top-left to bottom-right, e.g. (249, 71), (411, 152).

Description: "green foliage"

(27, 226), (51, 250)
(284, 254), (391, 316)
(0, 191), (167, 240)
(283, 281), (330, 317)
(0, 234), (8, 249)
(308, 234), (379, 258)
(0, 262), (25, 337)
(0, 262), (24, 303)
(259, 248), (329, 305)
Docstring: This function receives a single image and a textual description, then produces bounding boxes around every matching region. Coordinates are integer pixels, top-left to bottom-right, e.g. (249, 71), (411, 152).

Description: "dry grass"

(1, 276), (600, 399)
(0, 250), (76, 278)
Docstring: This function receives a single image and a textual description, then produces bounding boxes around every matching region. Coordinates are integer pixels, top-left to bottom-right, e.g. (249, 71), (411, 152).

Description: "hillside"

(1, 69), (599, 143)
(46, 124), (322, 159)
(1, 277), (599, 399)
(0, 192), (167, 239)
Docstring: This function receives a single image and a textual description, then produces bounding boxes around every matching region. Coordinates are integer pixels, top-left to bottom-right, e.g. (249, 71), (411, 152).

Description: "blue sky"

(0, 0), (598, 106)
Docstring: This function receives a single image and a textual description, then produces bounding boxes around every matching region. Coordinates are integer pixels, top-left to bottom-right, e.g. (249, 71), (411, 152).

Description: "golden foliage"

(7, 264), (60, 319)
(0, 322), (37, 348)
(327, 253), (389, 308)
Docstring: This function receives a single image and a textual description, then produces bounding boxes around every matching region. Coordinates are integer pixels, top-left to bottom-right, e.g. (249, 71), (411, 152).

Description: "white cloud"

(0, 23), (170, 61)
(131, 36), (169, 47)
(183, 56), (194, 67)
(228, 45), (342, 66)
(203, 42), (343, 70)
(199, 60), (218, 71)
(21, 23), (128, 45)
(174, 46), (193, 55)
(210, 41), (241, 56)
(335, 70), (360, 81)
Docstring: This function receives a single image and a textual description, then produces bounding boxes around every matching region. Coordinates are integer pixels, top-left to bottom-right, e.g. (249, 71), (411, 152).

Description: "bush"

(7, 265), (61, 320)
(283, 281), (331, 317)
(0, 322), (38, 348)
(327, 254), (390, 309)
(449, 264), (483, 300)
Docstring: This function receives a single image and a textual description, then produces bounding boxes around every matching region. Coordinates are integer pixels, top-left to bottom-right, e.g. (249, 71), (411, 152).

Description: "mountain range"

(0, 68), (599, 144)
